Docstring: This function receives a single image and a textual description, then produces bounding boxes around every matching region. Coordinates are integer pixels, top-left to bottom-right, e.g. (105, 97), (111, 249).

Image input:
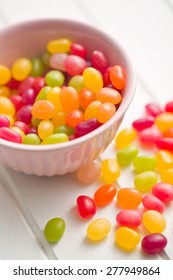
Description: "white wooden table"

(0, 0), (173, 260)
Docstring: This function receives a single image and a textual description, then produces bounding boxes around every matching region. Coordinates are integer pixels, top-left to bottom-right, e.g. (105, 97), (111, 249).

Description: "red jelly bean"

(77, 195), (96, 219)
(152, 182), (173, 203)
(18, 77), (35, 95)
(33, 76), (45, 94)
(94, 184), (117, 206)
(13, 121), (29, 134)
(116, 210), (142, 228)
(15, 105), (32, 124)
(0, 115), (10, 128)
(132, 117), (154, 131)
(64, 55), (87, 76)
(141, 233), (167, 254)
(142, 194), (165, 213)
(91, 50), (108, 73)
(0, 127), (22, 143)
(138, 127), (162, 146)
(165, 101), (173, 113)
(75, 118), (101, 137)
(156, 137), (173, 152)
(10, 95), (24, 112)
(145, 103), (162, 117)
(22, 88), (36, 105)
(70, 43), (87, 59)
(103, 67), (112, 86)
(7, 78), (20, 90)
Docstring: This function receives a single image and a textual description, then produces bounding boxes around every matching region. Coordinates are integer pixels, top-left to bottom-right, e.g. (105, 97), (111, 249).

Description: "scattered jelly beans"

(77, 161), (101, 184)
(134, 171), (158, 192)
(77, 195), (96, 219)
(101, 159), (120, 183)
(116, 210), (142, 228)
(133, 155), (157, 173)
(156, 149), (173, 171)
(152, 182), (173, 203)
(132, 117), (154, 131)
(142, 194), (165, 213)
(141, 233), (167, 254)
(115, 127), (136, 149)
(142, 210), (166, 233)
(115, 226), (140, 251)
(87, 218), (111, 241)
(44, 217), (66, 242)
(116, 145), (138, 166)
(117, 188), (142, 209)
(94, 184), (117, 207)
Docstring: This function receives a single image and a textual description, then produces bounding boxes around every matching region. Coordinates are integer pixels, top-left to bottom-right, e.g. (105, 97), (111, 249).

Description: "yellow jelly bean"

(11, 126), (25, 139)
(101, 159), (120, 183)
(38, 120), (54, 140)
(51, 111), (66, 127)
(0, 86), (10, 97)
(115, 127), (137, 149)
(160, 168), (173, 184)
(83, 67), (103, 93)
(0, 96), (15, 116)
(155, 112), (173, 133)
(47, 38), (72, 54)
(12, 58), (32, 81)
(0, 65), (11, 85)
(47, 87), (62, 112)
(156, 150), (173, 171)
(115, 227), (140, 251)
(87, 218), (111, 241)
(84, 100), (101, 120)
(142, 210), (166, 233)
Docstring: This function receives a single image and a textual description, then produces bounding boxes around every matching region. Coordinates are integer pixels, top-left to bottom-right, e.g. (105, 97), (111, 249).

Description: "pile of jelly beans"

(74, 101), (173, 256)
(0, 38), (125, 145)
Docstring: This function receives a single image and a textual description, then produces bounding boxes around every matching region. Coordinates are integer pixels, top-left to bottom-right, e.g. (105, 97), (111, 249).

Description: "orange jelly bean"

(110, 65), (126, 90)
(94, 184), (117, 207)
(31, 100), (56, 119)
(97, 102), (116, 123)
(60, 86), (80, 112)
(96, 87), (122, 104)
(117, 188), (142, 209)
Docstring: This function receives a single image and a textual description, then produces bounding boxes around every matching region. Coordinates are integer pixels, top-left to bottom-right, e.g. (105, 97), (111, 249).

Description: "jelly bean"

(54, 124), (74, 136)
(0, 115), (10, 128)
(75, 118), (101, 137)
(0, 65), (11, 85)
(142, 210), (166, 233)
(117, 188), (142, 209)
(31, 100), (56, 119)
(18, 77), (35, 95)
(68, 75), (85, 92)
(115, 128), (137, 149)
(12, 58), (32, 81)
(77, 195), (96, 219)
(96, 87), (122, 105)
(23, 133), (41, 145)
(142, 194), (165, 213)
(97, 102), (116, 123)
(0, 127), (22, 143)
(116, 145), (138, 166)
(65, 109), (84, 128)
(145, 103), (162, 117)
(47, 38), (72, 54)
(83, 67), (103, 93)
(64, 55), (87, 76)
(13, 121), (29, 134)
(49, 53), (67, 71)
(84, 100), (101, 120)
(2, 114), (14, 127)
(28, 127), (38, 134)
(31, 117), (41, 127)
(156, 137), (173, 152)
(134, 171), (158, 192)
(70, 43), (87, 59)
(10, 95), (24, 112)
(133, 155), (157, 173)
(47, 87), (62, 112)
(44, 217), (66, 242)
(94, 184), (117, 206)
(110, 65), (126, 90)
(87, 218), (111, 241)
(138, 126), (162, 146)
(41, 133), (68, 144)
(60, 86), (80, 112)
(36, 86), (51, 101)
(101, 159), (120, 183)
(11, 126), (25, 139)
(163, 127), (173, 138)
(155, 112), (173, 133)
(79, 88), (95, 110)
(152, 182), (173, 203)
(22, 88), (36, 105)
(33, 76), (45, 94)
(0, 96), (15, 116)
(0, 86), (10, 97)
(165, 100), (173, 112)
(116, 210), (142, 228)
(51, 111), (66, 127)
(103, 67), (112, 86)
(7, 78), (20, 90)
(30, 57), (44, 77)
(160, 168), (173, 185)
(156, 150), (173, 171)
(15, 105), (32, 124)
(132, 117), (154, 131)
(41, 52), (51, 66)
(45, 70), (65, 87)
(115, 226), (140, 251)
(91, 50), (108, 73)
(141, 233), (167, 254)
(38, 120), (54, 140)
(77, 161), (101, 184)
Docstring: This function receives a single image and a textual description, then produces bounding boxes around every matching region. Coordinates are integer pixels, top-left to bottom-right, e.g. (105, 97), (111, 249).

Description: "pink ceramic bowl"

(0, 19), (136, 176)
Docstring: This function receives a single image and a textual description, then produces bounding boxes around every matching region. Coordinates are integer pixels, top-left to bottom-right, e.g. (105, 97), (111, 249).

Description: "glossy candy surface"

(116, 145), (138, 166)
(87, 218), (111, 241)
(44, 217), (66, 242)
(133, 155), (157, 173)
(115, 128), (136, 149)
(12, 58), (32, 81)
(115, 227), (140, 251)
(94, 184), (117, 206)
(116, 210), (142, 228)
(152, 182), (173, 203)
(142, 194), (165, 213)
(145, 103), (162, 117)
(77, 161), (101, 184)
(132, 117), (154, 131)
(101, 159), (120, 183)
(156, 150), (173, 171)
(83, 67), (103, 93)
(77, 195), (96, 219)
(142, 210), (166, 233)
(117, 188), (142, 209)
(110, 65), (126, 90)
(141, 233), (167, 254)
(134, 171), (158, 192)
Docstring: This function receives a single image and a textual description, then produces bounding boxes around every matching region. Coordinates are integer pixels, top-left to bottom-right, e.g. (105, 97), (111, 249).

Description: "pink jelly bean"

(7, 78), (20, 89)
(28, 127), (38, 134)
(13, 121), (29, 134)
(22, 88), (36, 105)
(142, 194), (165, 213)
(141, 233), (167, 254)
(49, 53), (67, 71)
(165, 101), (173, 112)
(91, 50), (108, 73)
(75, 118), (101, 137)
(152, 182), (173, 203)
(0, 115), (10, 128)
(77, 195), (96, 219)
(33, 76), (45, 94)
(10, 95), (24, 112)
(156, 137), (173, 151)
(145, 103), (162, 117)
(70, 43), (87, 59)
(138, 127), (162, 146)
(18, 77), (35, 95)
(116, 210), (142, 228)
(15, 105), (32, 125)
(132, 117), (154, 131)
(64, 55), (87, 76)
(0, 127), (22, 143)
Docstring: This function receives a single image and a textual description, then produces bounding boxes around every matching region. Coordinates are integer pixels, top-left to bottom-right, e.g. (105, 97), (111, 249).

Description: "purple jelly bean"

(75, 118), (101, 137)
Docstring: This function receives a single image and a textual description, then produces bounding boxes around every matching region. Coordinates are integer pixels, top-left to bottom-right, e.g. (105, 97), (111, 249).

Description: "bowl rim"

(0, 18), (136, 151)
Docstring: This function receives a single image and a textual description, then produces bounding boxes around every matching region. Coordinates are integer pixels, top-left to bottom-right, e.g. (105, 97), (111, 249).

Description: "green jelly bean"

(41, 133), (69, 144)
(22, 133), (41, 145)
(44, 217), (66, 242)
(36, 86), (51, 101)
(54, 125), (74, 136)
(68, 75), (85, 92)
(30, 57), (44, 77)
(45, 70), (65, 87)
(133, 155), (157, 173)
(116, 145), (138, 166)
(41, 52), (51, 67)
(134, 171), (158, 192)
